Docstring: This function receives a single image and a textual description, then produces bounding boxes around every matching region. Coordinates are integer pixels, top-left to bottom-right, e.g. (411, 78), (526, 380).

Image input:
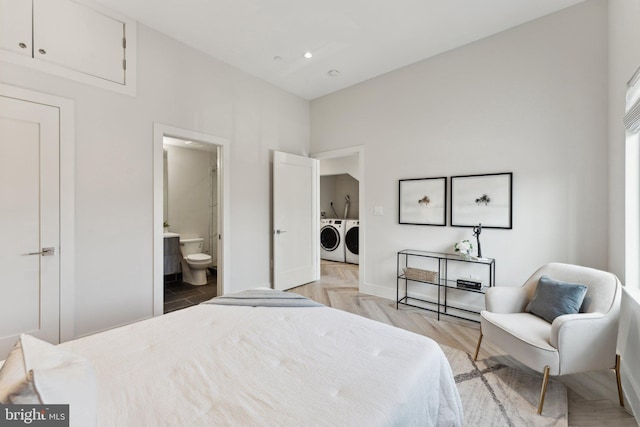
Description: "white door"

(0, 95), (60, 357)
(273, 151), (319, 290)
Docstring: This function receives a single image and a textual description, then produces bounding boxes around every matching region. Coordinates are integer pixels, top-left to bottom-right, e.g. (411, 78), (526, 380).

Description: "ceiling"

(97, 0), (586, 100)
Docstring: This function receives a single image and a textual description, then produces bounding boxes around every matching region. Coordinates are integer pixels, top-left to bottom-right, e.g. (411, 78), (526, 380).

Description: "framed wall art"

(399, 177), (447, 226)
(450, 172), (512, 229)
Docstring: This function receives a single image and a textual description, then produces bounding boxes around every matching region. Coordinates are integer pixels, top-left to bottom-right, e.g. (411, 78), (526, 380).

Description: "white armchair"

(474, 262), (623, 414)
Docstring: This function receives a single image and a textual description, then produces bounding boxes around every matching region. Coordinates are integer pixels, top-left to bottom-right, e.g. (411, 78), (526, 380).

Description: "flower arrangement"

(454, 239), (473, 256)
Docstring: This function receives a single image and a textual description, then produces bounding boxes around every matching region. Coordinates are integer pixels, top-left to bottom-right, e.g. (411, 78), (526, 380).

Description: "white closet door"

(0, 96), (60, 358)
(0, 0), (32, 57)
(34, 0), (125, 84)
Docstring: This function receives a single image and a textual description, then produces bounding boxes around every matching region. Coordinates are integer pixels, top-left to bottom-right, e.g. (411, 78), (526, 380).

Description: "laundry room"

(319, 153), (360, 271)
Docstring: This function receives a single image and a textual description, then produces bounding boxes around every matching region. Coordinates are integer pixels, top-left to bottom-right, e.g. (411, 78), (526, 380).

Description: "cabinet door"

(0, 0), (32, 57)
(33, 0), (125, 84)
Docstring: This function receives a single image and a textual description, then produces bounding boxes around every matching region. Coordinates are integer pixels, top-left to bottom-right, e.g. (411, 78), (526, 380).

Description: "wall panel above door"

(0, 0), (136, 95)
(34, 0), (125, 84)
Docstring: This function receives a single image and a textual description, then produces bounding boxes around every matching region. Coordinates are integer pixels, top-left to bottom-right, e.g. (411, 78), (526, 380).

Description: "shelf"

(396, 249), (495, 322)
(398, 249), (495, 265)
(398, 275), (489, 293)
(397, 296), (482, 323)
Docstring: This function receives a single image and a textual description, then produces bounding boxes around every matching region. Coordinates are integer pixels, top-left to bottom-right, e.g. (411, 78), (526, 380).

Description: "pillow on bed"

(526, 275), (588, 323)
(0, 334), (97, 427)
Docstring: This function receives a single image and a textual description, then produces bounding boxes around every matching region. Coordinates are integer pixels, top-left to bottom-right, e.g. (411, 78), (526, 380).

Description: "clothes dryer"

(344, 219), (359, 264)
(320, 219), (345, 262)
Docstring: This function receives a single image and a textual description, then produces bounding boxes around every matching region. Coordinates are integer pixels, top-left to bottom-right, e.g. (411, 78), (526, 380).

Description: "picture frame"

(450, 172), (512, 229)
(399, 177), (447, 226)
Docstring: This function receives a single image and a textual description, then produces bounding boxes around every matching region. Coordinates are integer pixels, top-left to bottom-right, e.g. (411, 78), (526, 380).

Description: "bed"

(0, 290), (463, 426)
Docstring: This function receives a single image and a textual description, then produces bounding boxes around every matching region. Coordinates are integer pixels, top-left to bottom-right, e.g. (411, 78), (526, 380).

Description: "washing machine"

(344, 219), (359, 264)
(320, 219), (345, 262)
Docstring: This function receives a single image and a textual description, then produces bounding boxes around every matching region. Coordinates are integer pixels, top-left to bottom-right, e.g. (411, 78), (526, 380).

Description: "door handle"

(274, 229), (287, 235)
(26, 247), (55, 256)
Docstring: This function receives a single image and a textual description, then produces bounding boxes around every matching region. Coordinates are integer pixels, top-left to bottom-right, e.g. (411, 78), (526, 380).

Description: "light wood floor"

(289, 261), (636, 427)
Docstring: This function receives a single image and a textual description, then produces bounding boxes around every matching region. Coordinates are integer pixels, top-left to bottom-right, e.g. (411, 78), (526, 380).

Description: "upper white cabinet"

(34, 0), (125, 84)
(0, 0), (32, 57)
(0, 0), (33, 56)
(0, 0), (136, 95)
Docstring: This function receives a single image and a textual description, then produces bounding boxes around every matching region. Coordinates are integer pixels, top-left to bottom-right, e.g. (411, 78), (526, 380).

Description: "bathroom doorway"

(162, 137), (219, 312)
(153, 124), (230, 316)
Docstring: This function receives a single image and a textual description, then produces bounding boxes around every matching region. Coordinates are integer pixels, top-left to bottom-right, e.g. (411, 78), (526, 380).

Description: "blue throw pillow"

(526, 275), (588, 323)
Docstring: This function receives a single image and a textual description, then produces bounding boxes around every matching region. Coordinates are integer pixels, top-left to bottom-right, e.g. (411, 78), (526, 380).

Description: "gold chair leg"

(615, 354), (624, 407)
(538, 366), (550, 415)
(473, 331), (483, 361)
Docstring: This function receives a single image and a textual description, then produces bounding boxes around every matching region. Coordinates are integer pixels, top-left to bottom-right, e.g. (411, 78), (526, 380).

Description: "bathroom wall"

(320, 174), (359, 220)
(165, 144), (216, 256)
(209, 155), (218, 262)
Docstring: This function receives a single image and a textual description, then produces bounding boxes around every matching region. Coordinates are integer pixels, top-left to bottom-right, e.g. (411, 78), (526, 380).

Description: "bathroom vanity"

(163, 232), (181, 276)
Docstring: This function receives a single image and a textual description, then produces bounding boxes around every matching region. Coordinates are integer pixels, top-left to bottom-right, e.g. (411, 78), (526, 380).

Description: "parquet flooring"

(289, 260), (636, 427)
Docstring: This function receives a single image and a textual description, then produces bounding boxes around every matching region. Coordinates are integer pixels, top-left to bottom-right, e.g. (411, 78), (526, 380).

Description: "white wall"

(609, 0), (640, 419)
(0, 24), (309, 337)
(165, 145), (214, 255)
(311, 1), (609, 299)
(608, 0), (640, 284)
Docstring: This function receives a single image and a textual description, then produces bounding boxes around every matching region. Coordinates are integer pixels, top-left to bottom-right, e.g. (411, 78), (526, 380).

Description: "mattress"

(58, 303), (463, 426)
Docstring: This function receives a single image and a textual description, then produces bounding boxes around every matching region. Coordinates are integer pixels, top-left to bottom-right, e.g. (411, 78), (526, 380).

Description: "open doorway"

(312, 146), (365, 289)
(162, 137), (219, 312)
(153, 124), (230, 316)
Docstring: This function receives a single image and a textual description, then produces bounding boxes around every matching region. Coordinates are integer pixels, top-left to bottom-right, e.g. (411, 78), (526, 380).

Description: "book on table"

(456, 278), (482, 290)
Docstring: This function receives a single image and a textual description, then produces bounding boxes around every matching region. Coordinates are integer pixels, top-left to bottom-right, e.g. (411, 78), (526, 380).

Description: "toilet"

(179, 238), (212, 286)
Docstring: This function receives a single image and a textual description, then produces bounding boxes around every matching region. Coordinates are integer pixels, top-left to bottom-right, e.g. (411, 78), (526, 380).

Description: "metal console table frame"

(396, 249), (495, 322)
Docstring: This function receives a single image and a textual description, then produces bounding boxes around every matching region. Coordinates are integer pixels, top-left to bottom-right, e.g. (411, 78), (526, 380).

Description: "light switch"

(374, 206), (384, 216)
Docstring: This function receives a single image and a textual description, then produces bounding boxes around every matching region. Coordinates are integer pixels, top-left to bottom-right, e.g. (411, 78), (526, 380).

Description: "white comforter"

(59, 304), (463, 426)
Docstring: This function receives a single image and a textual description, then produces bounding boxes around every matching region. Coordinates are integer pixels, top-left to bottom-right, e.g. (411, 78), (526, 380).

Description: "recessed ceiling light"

(304, 51), (313, 59)
(273, 56), (282, 61)
(328, 69), (340, 77)
(184, 141), (194, 145)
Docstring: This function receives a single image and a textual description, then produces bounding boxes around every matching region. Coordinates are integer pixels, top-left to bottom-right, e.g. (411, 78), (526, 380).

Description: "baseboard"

(621, 359), (639, 417)
(619, 287), (640, 418)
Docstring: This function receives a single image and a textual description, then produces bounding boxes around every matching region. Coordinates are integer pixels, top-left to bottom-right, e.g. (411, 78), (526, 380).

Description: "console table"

(396, 249), (495, 322)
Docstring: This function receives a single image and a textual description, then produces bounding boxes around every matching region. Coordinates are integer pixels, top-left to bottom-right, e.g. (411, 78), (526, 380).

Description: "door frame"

(311, 145), (365, 289)
(152, 123), (230, 316)
(0, 83), (76, 342)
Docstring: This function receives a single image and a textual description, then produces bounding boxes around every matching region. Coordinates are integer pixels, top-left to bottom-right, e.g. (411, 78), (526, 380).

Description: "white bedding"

(58, 304), (463, 426)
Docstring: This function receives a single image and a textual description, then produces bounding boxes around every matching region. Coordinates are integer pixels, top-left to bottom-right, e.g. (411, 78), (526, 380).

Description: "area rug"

(440, 345), (568, 427)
